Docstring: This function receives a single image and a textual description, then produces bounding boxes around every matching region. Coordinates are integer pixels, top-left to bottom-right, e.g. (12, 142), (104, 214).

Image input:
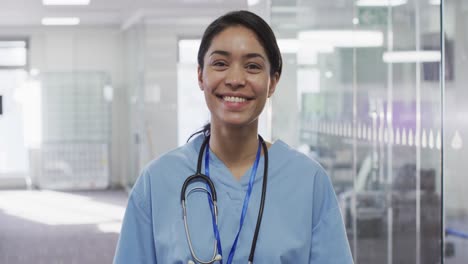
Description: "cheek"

(251, 77), (271, 96)
(203, 89), (216, 110)
(200, 73), (220, 92)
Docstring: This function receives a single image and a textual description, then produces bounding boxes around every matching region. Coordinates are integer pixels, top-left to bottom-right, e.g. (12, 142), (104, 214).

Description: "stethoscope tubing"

(248, 139), (268, 262)
(180, 135), (268, 264)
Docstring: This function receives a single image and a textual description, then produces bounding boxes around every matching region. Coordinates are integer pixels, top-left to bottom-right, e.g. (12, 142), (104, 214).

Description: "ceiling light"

(429, 0), (441, 5)
(298, 30), (384, 48)
(271, 6), (303, 13)
(43, 0), (90, 5)
(383, 51), (441, 63)
(299, 42), (334, 53)
(0, 41), (26, 48)
(276, 39), (335, 54)
(277, 39), (299, 53)
(356, 0), (407, 6)
(247, 0), (260, 6)
(42, 17), (80, 26)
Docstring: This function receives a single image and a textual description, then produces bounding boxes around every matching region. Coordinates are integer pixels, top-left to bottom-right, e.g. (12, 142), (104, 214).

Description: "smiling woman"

(114, 10), (353, 264)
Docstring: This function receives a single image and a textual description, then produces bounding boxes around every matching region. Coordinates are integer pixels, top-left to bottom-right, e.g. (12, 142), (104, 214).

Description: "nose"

(225, 65), (246, 89)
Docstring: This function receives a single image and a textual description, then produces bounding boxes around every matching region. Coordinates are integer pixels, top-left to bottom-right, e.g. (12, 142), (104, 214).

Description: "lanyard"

(204, 140), (262, 264)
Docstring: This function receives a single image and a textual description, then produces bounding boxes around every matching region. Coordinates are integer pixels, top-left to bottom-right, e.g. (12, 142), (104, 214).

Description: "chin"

(220, 118), (258, 129)
(211, 111), (260, 128)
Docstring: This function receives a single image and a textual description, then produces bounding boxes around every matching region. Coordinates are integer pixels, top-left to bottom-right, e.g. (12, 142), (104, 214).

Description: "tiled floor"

(0, 189), (128, 264)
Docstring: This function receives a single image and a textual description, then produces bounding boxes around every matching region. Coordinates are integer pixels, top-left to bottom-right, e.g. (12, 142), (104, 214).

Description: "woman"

(114, 10), (353, 264)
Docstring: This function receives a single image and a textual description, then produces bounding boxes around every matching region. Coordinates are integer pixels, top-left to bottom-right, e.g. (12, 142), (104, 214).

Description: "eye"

(246, 63), (262, 73)
(211, 60), (228, 69)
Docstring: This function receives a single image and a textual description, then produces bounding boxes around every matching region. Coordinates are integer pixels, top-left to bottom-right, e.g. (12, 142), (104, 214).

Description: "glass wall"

(270, 0), (445, 263)
(444, 0), (468, 263)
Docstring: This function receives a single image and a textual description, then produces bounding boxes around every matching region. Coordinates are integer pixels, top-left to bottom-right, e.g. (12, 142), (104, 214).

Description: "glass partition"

(270, 0), (443, 263)
(444, 0), (468, 263)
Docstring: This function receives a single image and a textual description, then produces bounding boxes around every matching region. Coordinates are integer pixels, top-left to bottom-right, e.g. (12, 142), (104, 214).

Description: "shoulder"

(270, 140), (328, 181)
(143, 134), (205, 178)
(269, 140), (335, 204)
(130, 136), (202, 200)
(145, 143), (196, 177)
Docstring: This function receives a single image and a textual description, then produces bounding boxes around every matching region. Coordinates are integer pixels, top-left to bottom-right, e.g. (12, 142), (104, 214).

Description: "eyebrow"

(209, 50), (266, 61)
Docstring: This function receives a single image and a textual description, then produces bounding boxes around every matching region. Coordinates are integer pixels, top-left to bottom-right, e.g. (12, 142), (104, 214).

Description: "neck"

(208, 123), (260, 178)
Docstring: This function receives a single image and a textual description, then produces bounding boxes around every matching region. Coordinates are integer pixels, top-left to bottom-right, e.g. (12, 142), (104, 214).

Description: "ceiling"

(0, 0), (462, 30)
(0, 0), (248, 27)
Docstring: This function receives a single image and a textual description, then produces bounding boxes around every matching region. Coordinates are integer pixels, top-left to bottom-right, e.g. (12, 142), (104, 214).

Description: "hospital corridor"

(1, 0), (467, 263)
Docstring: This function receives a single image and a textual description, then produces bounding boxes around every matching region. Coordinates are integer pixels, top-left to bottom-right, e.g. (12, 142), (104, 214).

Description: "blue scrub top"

(114, 135), (353, 263)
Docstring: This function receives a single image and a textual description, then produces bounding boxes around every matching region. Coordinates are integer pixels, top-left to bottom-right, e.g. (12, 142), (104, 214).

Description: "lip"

(216, 92), (255, 100)
(216, 93), (253, 110)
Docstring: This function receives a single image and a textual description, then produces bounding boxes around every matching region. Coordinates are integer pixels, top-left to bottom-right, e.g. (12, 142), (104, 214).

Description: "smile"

(223, 96), (247, 103)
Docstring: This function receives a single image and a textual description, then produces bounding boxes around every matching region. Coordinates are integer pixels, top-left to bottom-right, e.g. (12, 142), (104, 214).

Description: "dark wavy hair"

(189, 10), (282, 141)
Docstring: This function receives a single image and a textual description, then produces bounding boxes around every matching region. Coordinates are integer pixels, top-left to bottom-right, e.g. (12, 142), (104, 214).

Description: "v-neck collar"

(190, 135), (281, 190)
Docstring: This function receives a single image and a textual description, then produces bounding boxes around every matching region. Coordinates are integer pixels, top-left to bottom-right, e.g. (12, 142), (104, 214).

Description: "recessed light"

(383, 51), (441, 63)
(298, 30), (384, 48)
(41, 17), (80, 26)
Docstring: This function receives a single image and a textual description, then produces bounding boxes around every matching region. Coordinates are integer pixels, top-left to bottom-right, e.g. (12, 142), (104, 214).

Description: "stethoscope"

(180, 135), (269, 264)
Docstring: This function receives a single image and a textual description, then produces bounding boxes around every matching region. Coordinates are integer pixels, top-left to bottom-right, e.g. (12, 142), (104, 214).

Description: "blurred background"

(0, 0), (466, 263)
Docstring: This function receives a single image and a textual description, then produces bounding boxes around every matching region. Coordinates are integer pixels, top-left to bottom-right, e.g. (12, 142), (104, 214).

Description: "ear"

(267, 72), (280, 98)
(197, 65), (204, 91)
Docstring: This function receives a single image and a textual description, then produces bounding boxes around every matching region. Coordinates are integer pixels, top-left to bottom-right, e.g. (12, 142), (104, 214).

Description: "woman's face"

(198, 26), (279, 129)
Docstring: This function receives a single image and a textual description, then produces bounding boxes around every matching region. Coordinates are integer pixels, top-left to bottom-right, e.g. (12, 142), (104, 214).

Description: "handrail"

(446, 228), (468, 240)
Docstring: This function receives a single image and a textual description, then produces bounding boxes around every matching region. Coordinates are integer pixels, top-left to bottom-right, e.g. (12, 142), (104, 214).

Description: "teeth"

(223, 96), (246, 103)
